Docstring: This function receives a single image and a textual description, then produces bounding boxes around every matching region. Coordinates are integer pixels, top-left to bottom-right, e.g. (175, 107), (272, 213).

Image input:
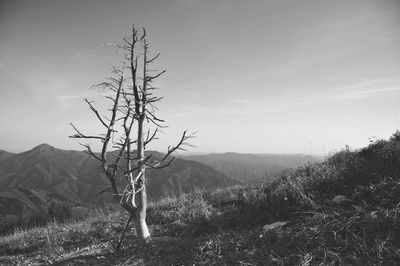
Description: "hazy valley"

(183, 152), (323, 183)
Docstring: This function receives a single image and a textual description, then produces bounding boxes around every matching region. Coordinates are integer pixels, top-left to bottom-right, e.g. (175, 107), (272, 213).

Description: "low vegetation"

(0, 201), (75, 236)
(1, 131), (400, 265)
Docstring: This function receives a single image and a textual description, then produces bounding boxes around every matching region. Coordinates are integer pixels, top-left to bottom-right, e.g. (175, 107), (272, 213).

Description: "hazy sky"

(0, 0), (399, 154)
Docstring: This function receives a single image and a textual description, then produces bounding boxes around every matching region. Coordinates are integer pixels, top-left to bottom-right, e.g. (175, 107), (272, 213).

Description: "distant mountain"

(147, 157), (237, 199)
(0, 144), (237, 220)
(0, 150), (14, 162)
(183, 152), (322, 183)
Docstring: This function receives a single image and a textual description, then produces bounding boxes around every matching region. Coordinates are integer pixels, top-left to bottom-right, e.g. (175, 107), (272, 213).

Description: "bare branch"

(100, 63), (126, 174)
(69, 123), (105, 140)
(146, 70), (166, 81)
(146, 157), (175, 170)
(147, 96), (164, 105)
(94, 82), (118, 91)
(146, 115), (165, 128)
(146, 131), (195, 169)
(84, 98), (109, 129)
(80, 143), (102, 162)
(146, 53), (160, 63)
(94, 187), (112, 198)
(144, 128), (159, 148)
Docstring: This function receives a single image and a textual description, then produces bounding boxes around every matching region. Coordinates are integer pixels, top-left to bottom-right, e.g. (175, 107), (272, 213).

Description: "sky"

(0, 0), (399, 155)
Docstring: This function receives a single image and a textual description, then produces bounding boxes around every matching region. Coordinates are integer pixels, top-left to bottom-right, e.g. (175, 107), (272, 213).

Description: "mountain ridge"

(183, 152), (322, 183)
(0, 144), (238, 221)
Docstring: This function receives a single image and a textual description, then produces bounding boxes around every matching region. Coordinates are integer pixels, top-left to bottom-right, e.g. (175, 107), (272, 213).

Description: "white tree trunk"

(133, 184), (150, 240)
(134, 111), (151, 241)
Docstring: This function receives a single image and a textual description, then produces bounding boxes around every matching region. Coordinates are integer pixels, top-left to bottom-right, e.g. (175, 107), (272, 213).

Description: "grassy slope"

(1, 131), (400, 265)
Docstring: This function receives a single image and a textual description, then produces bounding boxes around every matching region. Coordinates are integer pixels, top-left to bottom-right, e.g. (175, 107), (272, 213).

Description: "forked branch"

(146, 130), (195, 169)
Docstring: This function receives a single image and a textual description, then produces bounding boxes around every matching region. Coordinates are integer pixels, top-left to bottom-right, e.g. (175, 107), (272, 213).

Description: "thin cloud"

(70, 52), (111, 61)
(334, 86), (400, 100)
(166, 100), (285, 118)
(326, 78), (400, 100)
(291, 6), (399, 40)
(58, 92), (95, 100)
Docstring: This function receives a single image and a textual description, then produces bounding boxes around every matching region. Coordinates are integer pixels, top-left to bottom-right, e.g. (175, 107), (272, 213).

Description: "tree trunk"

(133, 181), (150, 241)
(134, 110), (151, 241)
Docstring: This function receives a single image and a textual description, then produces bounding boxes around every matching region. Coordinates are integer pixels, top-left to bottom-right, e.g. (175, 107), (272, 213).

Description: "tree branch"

(84, 98), (109, 129)
(69, 123), (105, 140)
(144, 128), (159, 148)
(80, 143), (102, 162)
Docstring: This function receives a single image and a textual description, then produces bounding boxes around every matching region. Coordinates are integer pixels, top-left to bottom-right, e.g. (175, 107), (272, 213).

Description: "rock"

(332, 195), (351, 205)
(262, 221), (289, 233)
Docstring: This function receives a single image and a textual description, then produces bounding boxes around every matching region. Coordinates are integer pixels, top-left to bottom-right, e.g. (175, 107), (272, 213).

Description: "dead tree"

(70, 25), (192, 242)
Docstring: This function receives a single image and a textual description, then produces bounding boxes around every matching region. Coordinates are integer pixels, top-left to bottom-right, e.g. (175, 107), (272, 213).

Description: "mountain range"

(0, 144), (236, 222)
(183, 152), (322, 183)
(0, 144), (320, 224)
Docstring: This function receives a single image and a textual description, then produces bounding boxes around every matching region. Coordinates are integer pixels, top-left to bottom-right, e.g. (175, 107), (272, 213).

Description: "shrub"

(177, 191), (219, 223)
(47, 201), (72, 221)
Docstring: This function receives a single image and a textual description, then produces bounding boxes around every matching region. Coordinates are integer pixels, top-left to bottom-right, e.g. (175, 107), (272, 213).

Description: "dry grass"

(0, 207), (127, 256)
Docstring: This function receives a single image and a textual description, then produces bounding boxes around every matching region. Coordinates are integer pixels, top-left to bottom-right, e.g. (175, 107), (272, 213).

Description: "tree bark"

(134, 106), (151, 240)
(133, 182), (150, 240)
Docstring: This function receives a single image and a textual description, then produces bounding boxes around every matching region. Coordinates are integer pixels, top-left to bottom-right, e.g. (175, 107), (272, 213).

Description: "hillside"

(1, 131), (399, 265)
(0, 150), (14, 162)
(184, 152), (322, 183)
(0, 144), (237, 223)
(147, 157), (237, 198)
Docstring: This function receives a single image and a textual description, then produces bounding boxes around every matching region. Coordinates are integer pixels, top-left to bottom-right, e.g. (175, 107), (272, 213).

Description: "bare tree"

(70, 25), (192, 243)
